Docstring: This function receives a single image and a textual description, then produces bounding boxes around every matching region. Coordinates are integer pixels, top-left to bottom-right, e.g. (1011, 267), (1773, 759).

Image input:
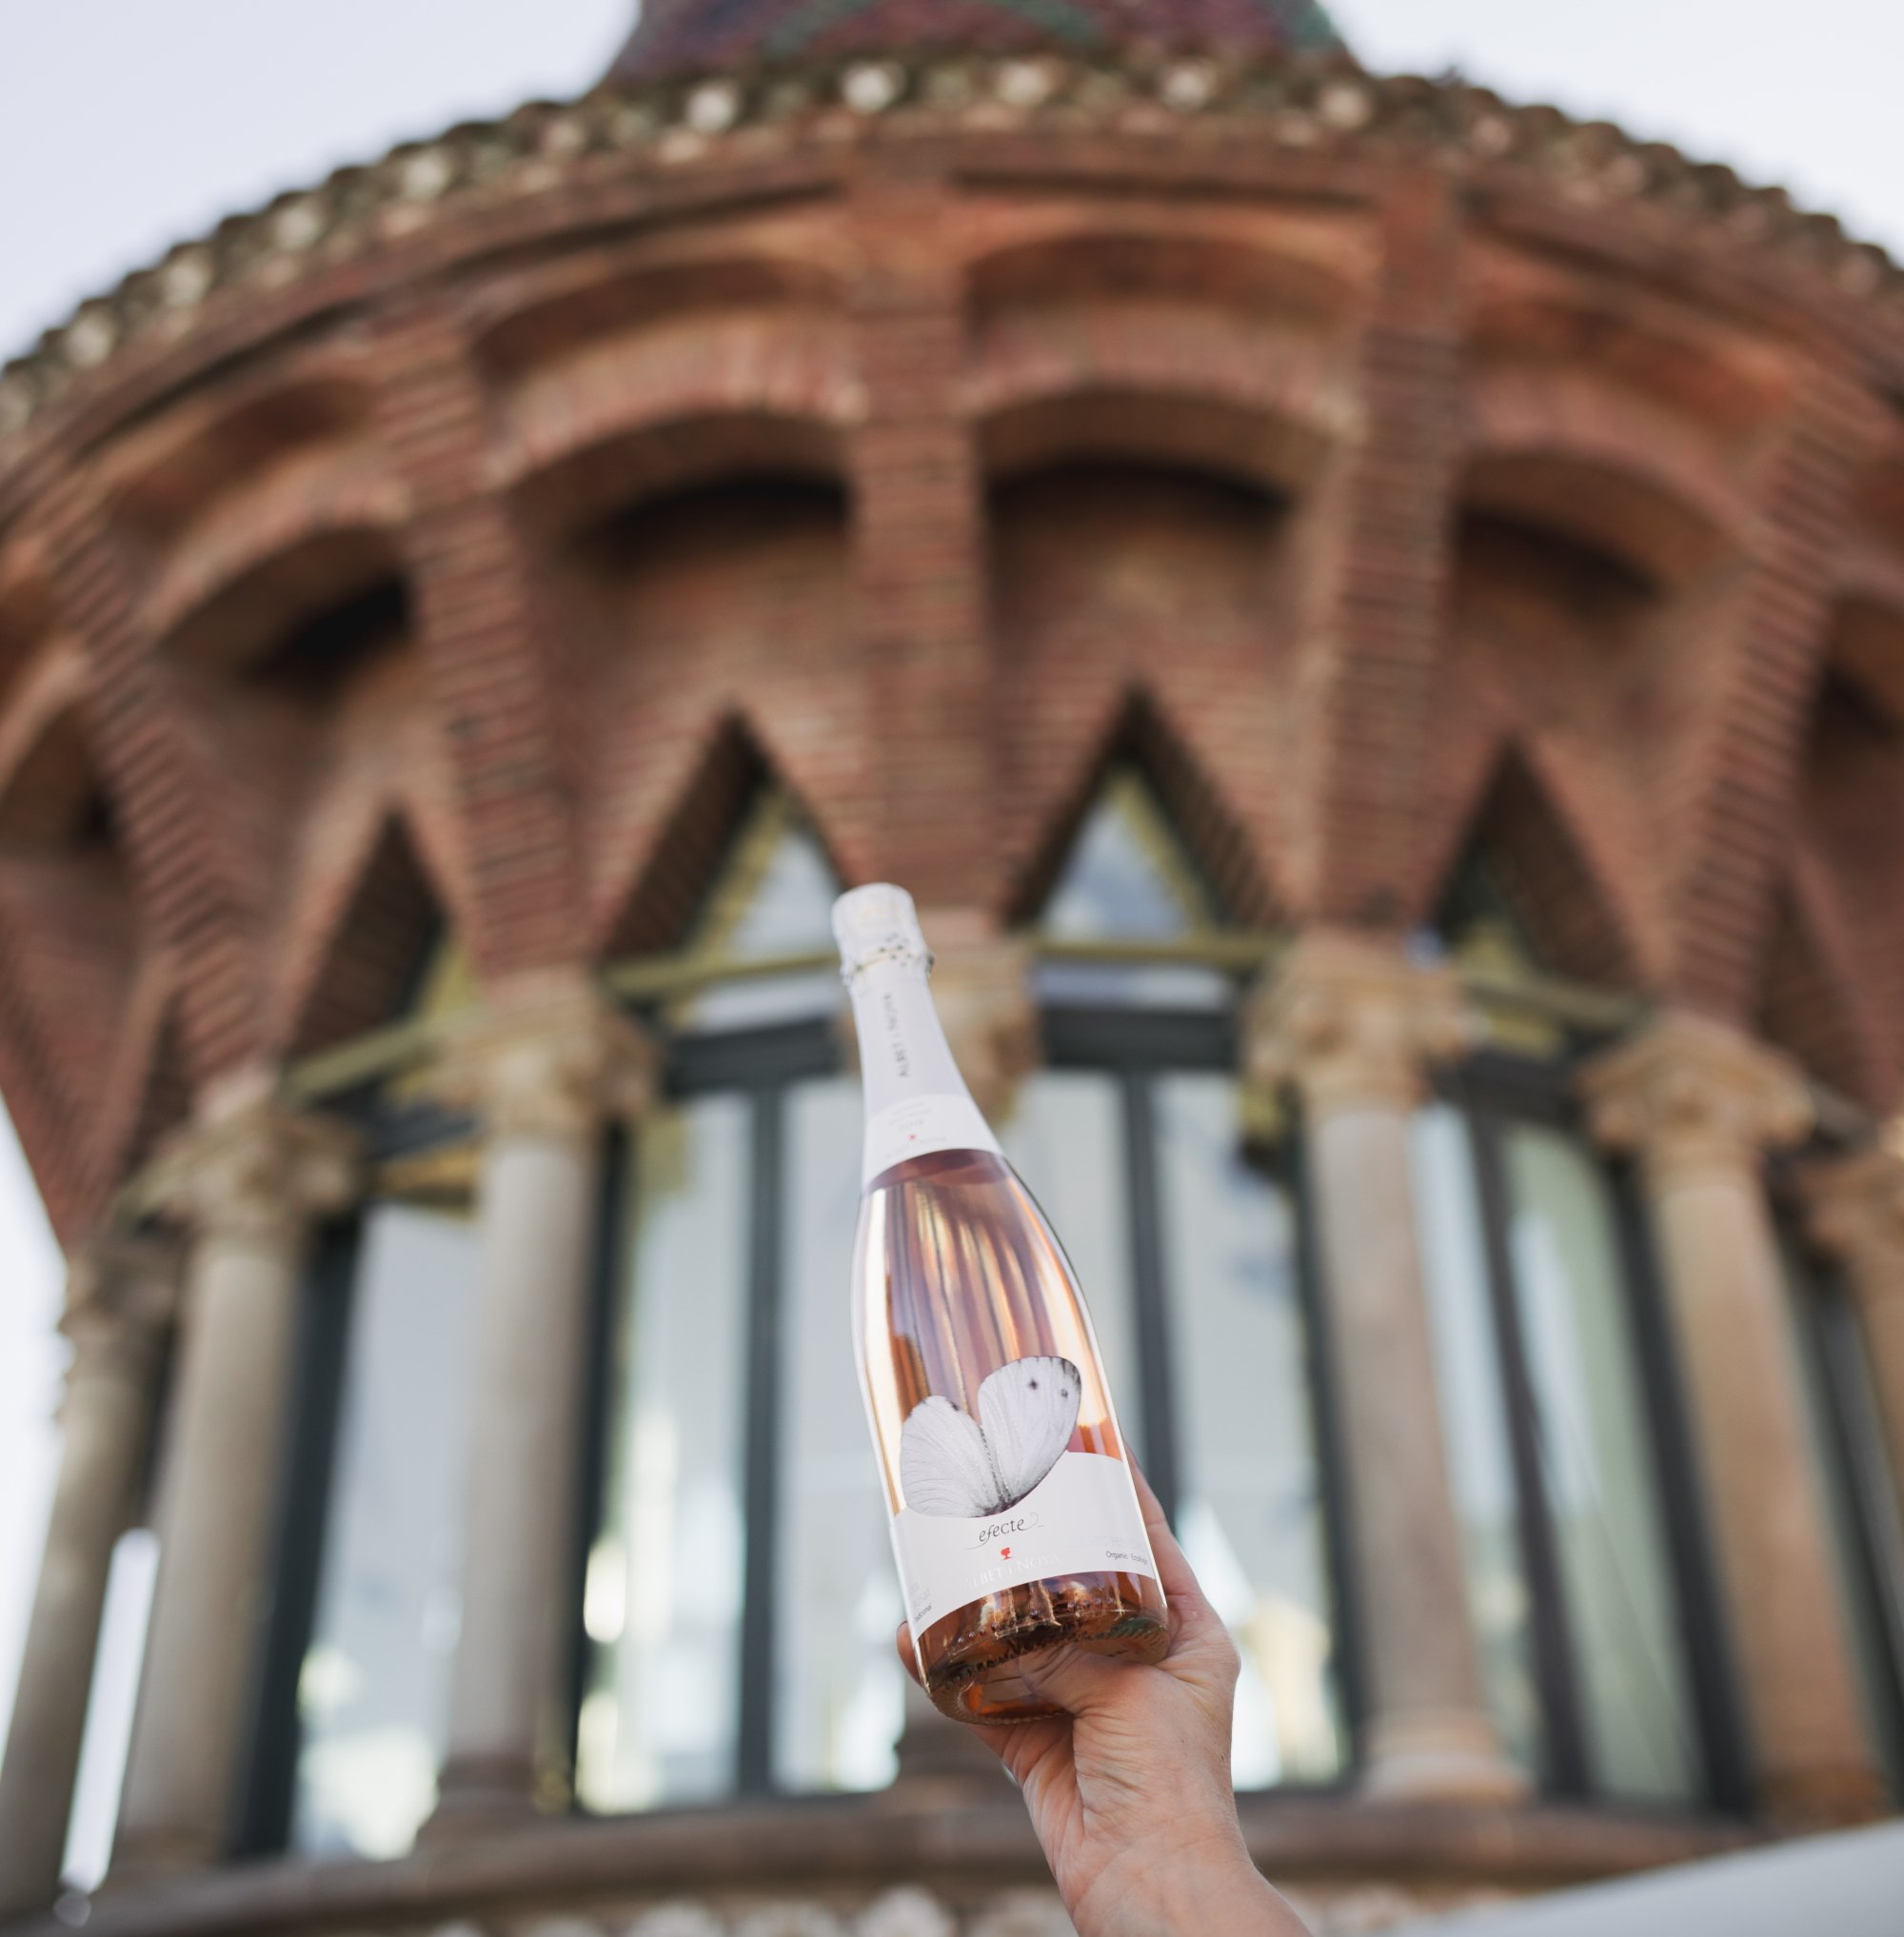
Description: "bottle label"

(862, 1092), (1002, 1187)
(891, 1451), (1159, 1643)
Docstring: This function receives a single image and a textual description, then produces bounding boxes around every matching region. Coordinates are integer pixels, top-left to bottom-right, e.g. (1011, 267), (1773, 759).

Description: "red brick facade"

(1, 55), (1902, 1238)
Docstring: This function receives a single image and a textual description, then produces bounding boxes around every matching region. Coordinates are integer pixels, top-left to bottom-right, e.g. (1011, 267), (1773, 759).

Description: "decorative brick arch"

(966, 227), (1366, 329)
(1461, 371), (1744, 588)
(977, 381), (1329, 499)
(145, 464), (408, 650)
(1466, 291), (1788, 445)
(971, 334), (1339, 493)
(155, 522), (408, 676)
(0, 642), (89, 811)
(496, 316), (861, 523)
(473, 251), (846, 378)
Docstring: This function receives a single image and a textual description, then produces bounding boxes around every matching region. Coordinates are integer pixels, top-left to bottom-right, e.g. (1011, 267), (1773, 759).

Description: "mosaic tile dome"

(609, 0), (1346, 81)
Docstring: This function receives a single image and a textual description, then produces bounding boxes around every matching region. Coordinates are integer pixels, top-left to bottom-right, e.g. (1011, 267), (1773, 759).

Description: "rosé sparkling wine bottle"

(835, 884), (1168, 1725)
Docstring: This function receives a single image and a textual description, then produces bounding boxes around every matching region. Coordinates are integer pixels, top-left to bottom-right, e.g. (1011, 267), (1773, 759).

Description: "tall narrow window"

(582, 794), (902, 1806)
(1009, 768), (1349, 1786)
(289, 1194), (480, 1856)
(1779, 1229), (1904, 1798)
(580, 1096), (753, 1809)
(1416, 1073), (1710, 1803)
(1411, 1104), (1541, 1773)
(253, 930), (485, 1862)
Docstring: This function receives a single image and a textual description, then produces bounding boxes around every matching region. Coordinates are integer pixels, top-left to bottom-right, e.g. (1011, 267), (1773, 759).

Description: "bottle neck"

(848, 957), (1002, 1187)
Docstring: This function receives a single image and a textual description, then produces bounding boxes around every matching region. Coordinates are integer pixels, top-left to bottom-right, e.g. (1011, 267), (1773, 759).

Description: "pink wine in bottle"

(835, 883), (1168, 1725)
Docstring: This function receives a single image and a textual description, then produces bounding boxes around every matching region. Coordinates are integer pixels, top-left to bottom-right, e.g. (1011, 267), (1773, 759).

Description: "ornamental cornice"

(428, 978), (659, 1143)
(1243, 930), (1473, 1115)
(0, 51), (1898, 475)
(1578, 1010), (1814, 1182)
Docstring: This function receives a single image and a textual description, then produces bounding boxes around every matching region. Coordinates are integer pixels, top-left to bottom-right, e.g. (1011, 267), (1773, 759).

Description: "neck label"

(862, 1092), (1002, 1187)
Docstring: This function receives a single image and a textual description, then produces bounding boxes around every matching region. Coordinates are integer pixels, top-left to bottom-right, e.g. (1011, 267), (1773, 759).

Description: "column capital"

(1795, 1147), (1904, 1307)
(149, 1098), (361, 1248)
(59, 1234), (181, 1387)
(431, 978), (658, 1142)
(1243, 931), (1472, 1114)
(1579, 1011), (1813, 1182)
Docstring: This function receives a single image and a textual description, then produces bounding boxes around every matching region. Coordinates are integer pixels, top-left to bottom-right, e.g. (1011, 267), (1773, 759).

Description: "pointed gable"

(1426, 747), (1643, 993)
(1035, 765), (1230, 1009)
(673, 787), (843, 1032)
(287, 817), (457, 1057)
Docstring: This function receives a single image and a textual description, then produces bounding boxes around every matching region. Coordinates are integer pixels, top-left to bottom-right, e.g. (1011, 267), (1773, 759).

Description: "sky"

(1, 0), (1903, 1863)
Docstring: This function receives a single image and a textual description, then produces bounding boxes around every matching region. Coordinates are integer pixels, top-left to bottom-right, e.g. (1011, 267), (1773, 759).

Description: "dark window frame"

(239, 1090), (480, 1857)
(1436, 1049), (1748, 1812)
(1775, 1217), (1904, 1798)
(578, 1016), (841, 1806)
(1027, 1003), (1359, 1788)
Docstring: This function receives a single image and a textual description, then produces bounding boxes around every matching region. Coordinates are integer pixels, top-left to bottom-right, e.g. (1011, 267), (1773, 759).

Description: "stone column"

(112, 1097), (359, 1875)
(1802, 1148), (1904, 1511)
(427, 981), (655, 1832)
(0, 1240), (175, 1919)
(1582, 1013), (1882, 1821)
(1246, 932), (1523, 1801)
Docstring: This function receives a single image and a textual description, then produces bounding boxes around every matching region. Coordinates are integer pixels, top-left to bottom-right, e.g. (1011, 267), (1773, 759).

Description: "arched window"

(1013, 767), (1348, 1788)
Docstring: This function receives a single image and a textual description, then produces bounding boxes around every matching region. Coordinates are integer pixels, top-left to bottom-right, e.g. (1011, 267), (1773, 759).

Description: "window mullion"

(1461, 1096), (1592, 1797)
(235, 1220), (360, 1855)
(1287, 1114), (1366, 1762)
(1120, 1072), (1181, 1527)
(565, 1125), (631, 1801)
(735, 1084), (786, 1795)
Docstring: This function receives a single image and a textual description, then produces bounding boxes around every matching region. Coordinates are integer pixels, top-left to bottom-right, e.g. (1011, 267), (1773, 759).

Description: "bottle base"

(925, 1600), (1170, 1725)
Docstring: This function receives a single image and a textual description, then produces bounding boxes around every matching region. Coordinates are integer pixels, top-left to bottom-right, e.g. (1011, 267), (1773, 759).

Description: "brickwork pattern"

(1, 62), (1903, 1235)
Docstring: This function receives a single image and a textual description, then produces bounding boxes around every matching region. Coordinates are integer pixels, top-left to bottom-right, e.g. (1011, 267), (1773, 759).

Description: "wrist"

(1071, 1827), (1305, 1937)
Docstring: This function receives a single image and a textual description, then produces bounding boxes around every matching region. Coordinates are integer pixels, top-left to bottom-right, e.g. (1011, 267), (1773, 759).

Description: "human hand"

(895, 1466), (1312, 1937)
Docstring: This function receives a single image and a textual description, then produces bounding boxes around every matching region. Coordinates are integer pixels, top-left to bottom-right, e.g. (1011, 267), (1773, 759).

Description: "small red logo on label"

(1000, 1547), (1012, 1559)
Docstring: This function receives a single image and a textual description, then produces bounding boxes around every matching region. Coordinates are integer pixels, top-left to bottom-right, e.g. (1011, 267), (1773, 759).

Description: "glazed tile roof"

(609, 0), (1346, 81)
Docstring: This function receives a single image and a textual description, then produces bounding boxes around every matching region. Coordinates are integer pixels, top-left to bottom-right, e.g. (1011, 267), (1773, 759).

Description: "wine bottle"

(834, 883), (1168, 1725)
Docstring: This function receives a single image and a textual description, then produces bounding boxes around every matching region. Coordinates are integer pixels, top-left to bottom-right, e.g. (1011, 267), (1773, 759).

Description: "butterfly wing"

(977, 1355), (1081, 1509)
(900, 1394), (1003, 1517)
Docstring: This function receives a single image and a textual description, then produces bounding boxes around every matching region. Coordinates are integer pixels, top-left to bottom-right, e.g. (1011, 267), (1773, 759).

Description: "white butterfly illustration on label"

(900, 1354), (1081, 1519)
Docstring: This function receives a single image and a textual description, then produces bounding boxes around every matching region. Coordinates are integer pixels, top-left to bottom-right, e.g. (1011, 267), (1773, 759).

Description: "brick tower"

(0, 3), (1901, 1933)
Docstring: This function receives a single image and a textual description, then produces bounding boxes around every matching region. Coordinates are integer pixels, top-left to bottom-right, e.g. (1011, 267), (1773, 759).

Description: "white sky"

(1, 0), (1902, 1828)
